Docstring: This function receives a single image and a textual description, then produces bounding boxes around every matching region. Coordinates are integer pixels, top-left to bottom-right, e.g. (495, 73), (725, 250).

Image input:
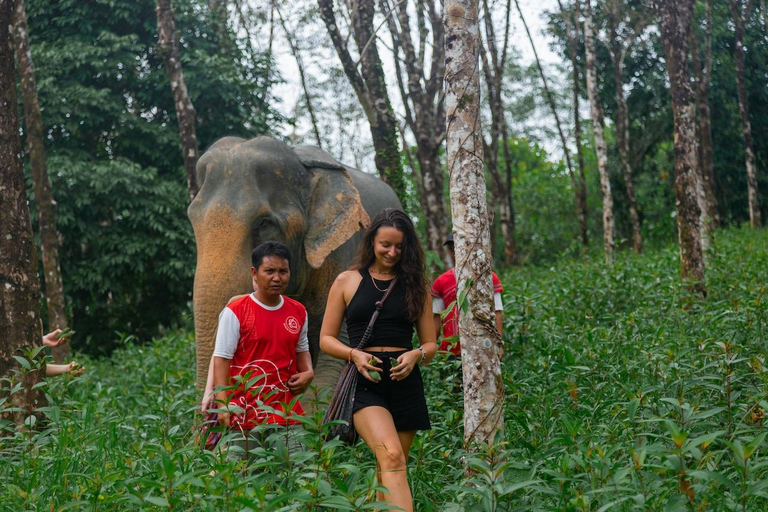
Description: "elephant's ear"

(295, 146), (346, 171)
(303, 165), (371, 269)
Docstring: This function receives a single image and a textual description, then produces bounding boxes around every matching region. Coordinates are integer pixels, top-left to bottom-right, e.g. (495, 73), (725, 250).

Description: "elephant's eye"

(252, 218), (279, 246)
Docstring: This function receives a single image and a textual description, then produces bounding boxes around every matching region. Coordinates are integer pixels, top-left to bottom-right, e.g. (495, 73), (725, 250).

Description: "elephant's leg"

(302, 320), (348, 416)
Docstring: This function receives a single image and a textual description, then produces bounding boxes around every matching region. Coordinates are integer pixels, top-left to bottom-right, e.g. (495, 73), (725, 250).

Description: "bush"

(2, 227), (767, 510)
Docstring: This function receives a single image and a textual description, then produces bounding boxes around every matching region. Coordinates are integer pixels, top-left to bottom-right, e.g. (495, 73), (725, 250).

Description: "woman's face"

(372, 226), (404, 269)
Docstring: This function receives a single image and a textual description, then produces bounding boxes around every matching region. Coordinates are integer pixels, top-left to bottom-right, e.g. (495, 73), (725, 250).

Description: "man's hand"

(217, 412), (231, 427)
(287, 370), (314, 394)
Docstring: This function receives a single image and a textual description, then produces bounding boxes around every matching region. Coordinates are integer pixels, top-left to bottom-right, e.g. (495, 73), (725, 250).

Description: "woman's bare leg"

(354, 406), (416, 512)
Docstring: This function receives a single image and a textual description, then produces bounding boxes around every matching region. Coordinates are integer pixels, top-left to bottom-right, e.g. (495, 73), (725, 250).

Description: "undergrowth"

(1, 226), (766, 511)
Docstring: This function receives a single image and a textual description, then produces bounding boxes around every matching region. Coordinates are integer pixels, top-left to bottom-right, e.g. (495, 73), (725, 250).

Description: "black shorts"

(353, 350), (431, 431)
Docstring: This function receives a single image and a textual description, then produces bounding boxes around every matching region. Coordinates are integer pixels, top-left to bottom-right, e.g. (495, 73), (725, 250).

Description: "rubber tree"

(654, 0), (707, 298)
(558, 0), (590, 248)
(156, 0), (200, 201)
(317, 0), (408, 202)
(12, 0), (69, 362)
(444, 0), (504, 445)
(480, 0), (519, 265)
(690, 0), (719, 231)
(729, 0), (761, 227)
(583, 0), (615, 262)
(0, 0), (45, 425)
(382, 0), (452, 264)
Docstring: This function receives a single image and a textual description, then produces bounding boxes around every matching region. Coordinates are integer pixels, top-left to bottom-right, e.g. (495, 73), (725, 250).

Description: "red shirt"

(431, 269), (503, 355)
(224, 295), (307, 429)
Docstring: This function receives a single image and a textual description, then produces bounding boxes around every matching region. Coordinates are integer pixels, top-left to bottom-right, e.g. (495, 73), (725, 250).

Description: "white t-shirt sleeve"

(432, 297), (445, 314)
(297, 311), (309, 353)
(494, 292), (503, 311)
(212, 308), (240, 359)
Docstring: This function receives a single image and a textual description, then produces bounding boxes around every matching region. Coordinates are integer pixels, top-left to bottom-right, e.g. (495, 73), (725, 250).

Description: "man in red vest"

(211, 241), (314, 459)
(431, 233), (504, 357)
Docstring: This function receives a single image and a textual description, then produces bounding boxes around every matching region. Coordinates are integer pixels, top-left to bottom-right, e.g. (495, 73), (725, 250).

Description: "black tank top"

(345, 269), (414, 350)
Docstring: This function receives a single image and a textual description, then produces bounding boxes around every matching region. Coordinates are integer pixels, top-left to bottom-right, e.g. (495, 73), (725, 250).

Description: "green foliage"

(20, 0), (282, 349)
(50, 153), (195, 354)
(2, 227), (767, 509)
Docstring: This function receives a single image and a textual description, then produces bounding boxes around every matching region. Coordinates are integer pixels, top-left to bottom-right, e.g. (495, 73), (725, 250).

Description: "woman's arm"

(320, 272), (382, 381)
(45, 361), (84, 377)
(390, 294), (438, 380)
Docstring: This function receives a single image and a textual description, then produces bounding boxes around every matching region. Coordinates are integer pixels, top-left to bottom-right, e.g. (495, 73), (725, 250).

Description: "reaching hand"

(42, 329), (65, 347)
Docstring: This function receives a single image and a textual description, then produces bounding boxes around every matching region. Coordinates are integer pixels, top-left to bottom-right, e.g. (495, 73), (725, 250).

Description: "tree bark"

(608, 0), (643, 253)
(583, 0), (615, 262)
(729, 0), (761, 227)
(1, 0), (45, 424)
(156, 0), (200, 202)
(12, 0), (69, 362)
(762, 0), (768, 35)
(317, 0), (408, 201)
(690, 0), (719, 230)
(444, 0), (504, 445)
(654, 0), (706, 298)
(480, 0), (519, 265)
(383, 0), (451, 263)
(560, 0), (589, 247)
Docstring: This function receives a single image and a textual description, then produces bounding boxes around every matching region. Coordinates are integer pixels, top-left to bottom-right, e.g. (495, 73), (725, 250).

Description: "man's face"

(251, 255), (291, 300)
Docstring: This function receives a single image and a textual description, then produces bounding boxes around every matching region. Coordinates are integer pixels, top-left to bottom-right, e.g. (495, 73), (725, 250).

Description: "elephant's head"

(188, 136), (374, 385)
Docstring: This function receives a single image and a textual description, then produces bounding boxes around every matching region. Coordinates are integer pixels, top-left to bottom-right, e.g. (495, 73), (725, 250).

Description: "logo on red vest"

(284, 316), (301, 334)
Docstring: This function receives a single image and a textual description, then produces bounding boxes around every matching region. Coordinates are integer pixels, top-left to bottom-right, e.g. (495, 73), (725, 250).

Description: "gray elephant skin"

(188, 135), (401, 405)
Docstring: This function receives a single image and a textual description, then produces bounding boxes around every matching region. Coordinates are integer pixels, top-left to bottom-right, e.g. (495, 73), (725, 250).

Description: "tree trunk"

(0, 0), (45, 424)
(275, 4), (323, 148)
(762, 0), (768, 35)
(608, 1), (642, 253)
(383, 0), (451, 263)
(583, 0), (615, 262)
(444, 0), (504, 445)
(690, 0), (719, 230)
(560, 0), (589, 247)
(156, 0), (200, 202)
(518, 0), (586, 255)
(655, 0), (706, 298)
(479, 0), (518, 265)
(317, 0), (407, 201)
(12, 0), (69, 362)
(729, 0), (761, 227)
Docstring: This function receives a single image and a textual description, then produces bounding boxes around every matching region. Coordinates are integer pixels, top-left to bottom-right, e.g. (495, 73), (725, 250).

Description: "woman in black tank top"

(320, 208), (437, 512)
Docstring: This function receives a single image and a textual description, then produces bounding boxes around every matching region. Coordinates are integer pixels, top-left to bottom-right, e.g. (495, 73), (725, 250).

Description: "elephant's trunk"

(192, 208), (252, 387)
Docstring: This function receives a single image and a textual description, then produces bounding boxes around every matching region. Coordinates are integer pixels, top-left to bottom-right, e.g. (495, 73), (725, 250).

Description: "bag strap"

(354, 275), (398, 351)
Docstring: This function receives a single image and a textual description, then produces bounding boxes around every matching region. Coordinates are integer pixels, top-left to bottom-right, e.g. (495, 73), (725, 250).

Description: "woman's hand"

(351, 350), (382, 383)
(42, 329), (65, 347)
(389, 350), (421, 381)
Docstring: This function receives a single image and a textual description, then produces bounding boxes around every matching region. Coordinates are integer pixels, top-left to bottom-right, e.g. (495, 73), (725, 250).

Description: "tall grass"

(1, 226), (766, 510)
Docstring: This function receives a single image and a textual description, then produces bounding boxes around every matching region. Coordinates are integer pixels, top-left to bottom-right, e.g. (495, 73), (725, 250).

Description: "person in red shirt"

(211, 241), (314, 459)
(431, 233), (504, 356)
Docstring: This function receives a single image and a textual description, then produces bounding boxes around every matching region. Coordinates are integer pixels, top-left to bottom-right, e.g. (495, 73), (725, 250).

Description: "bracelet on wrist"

(417, 347), (426, 364)
(348, 348), (355, 363)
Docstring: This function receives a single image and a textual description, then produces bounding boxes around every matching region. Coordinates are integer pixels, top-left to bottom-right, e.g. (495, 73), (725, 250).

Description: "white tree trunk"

(583, 0), (615, 262)
(444, 0), (504, 445)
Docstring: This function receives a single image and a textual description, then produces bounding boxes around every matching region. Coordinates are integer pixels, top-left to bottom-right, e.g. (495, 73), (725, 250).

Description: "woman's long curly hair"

(353, 208), (427, 323)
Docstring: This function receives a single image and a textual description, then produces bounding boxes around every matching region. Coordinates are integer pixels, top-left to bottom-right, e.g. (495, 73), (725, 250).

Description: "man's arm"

(432, 296), (445, 341)
(213, 356), (232, 426)
(287, 351), (314, 394)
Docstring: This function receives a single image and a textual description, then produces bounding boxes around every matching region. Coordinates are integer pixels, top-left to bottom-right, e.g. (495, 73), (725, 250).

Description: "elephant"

(188, 135), (401, 405)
